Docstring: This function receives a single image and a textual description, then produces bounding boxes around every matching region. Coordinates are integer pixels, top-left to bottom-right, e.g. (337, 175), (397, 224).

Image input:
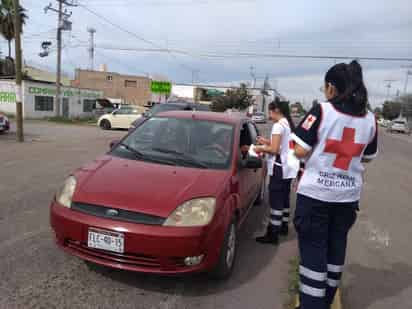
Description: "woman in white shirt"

(255, 98), (296, 245)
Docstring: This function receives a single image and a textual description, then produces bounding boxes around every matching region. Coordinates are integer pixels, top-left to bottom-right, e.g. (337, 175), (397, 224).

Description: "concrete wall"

(72, 69), (151, 106)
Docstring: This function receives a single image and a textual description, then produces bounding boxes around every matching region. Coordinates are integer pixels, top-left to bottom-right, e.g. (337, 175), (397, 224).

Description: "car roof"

(156, 111), (247, 125)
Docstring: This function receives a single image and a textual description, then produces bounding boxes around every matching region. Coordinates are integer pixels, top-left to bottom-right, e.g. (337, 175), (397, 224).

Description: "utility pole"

(401, 65), (412, 94)
(13, 0), (23, 142)
(45, 1), (76, 117)
(250, 65), (256, 88)
(384, 80), (397, 101)
(87, 27), (96, 70)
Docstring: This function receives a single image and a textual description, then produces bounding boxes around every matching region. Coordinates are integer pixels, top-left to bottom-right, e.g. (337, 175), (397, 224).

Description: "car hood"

(72, 155), (229, 218)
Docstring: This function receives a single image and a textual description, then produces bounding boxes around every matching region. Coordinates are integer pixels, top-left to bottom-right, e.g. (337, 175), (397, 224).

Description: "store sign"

(151, 81), (171, 94)
(28, 87), (101, 98)
(0, 91), (16, 103)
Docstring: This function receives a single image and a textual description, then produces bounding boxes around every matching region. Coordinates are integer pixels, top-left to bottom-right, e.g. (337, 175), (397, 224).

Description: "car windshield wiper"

(151, 147), (209, 169)
(119, 142), (144, 158)
(119, 143), (176, 166)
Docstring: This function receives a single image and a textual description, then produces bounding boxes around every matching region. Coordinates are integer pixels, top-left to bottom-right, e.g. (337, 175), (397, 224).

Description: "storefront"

(0, 79), (103, 119)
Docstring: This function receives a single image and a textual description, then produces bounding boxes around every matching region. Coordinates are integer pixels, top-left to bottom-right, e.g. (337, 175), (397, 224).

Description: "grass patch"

(285, 257), (300, 309)
(45, 116), (97, 125)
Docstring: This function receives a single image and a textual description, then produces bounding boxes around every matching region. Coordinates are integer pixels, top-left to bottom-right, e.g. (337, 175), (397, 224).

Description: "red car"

(50, 111), (265, 279)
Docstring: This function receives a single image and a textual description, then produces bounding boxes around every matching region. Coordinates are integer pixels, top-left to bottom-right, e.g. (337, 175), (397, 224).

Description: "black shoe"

(280, 224), (289, 236)
(256, 227), (279, 245)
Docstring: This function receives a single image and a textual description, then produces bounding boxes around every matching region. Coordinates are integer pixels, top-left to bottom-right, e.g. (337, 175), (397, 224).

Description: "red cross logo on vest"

(324, 127), (366, 171)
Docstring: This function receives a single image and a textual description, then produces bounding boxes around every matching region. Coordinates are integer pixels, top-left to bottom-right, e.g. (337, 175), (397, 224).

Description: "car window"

(149, 104), (185, 115)
(394, 121), (406, 124)
(247, 122), (259, 141)
(115, 109), (131, 115)
(112, 117), (235, 170)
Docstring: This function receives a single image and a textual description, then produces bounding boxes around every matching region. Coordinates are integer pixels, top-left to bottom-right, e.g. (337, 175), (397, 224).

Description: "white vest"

(267, 118), (296, 179)
(297, 102), (376, 203)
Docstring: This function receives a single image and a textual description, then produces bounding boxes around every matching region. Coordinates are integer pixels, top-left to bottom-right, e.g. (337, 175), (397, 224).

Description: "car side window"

(247, 122), (258, 142)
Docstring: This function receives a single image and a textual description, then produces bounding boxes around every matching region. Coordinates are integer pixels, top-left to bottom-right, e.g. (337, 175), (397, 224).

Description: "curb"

(295, 288), (342, 309)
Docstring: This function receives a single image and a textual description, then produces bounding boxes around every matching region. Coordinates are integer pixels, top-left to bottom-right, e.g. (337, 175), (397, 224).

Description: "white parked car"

(252, 112), (267, 124)
(98, 107), (143, 130)
(388, 119), (411, 134)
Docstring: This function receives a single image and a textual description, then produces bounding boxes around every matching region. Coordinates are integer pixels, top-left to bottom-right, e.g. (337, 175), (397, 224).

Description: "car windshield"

(111, 117), (234, 170)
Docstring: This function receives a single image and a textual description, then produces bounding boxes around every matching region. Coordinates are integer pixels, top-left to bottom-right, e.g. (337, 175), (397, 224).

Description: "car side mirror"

(110, 140), (120, 149)
(242, 155), (263, 169)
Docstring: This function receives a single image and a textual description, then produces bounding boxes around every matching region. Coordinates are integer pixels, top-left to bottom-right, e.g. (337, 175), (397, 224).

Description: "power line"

(78, 3), (198, 74)
(76, 44), (412, 62)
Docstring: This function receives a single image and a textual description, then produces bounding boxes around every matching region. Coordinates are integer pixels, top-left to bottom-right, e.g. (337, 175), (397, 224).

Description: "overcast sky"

(2, 0), (411, 107)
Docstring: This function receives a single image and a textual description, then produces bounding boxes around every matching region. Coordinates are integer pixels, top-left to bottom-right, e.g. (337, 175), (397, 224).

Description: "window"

(247, 122), (259, 142)
(35, 96), (54, 111)
(112, 117), (234, 170)
(125, 80), (137, 88)
(106, 75), (113, 81)
(83, 99), (96, 112)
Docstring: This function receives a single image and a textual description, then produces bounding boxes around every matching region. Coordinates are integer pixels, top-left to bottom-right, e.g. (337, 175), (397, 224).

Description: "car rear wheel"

(100, 119), (111, 130)
(210, 219), (237, 280)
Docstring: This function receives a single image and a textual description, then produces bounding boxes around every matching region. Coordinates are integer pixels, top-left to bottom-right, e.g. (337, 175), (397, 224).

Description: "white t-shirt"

(267, 118), (293, 178)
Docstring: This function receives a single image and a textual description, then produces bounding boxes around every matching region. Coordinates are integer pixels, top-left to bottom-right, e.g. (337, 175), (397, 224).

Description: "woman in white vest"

(292, 61), (378, 309)
(254, 98), (296, 245)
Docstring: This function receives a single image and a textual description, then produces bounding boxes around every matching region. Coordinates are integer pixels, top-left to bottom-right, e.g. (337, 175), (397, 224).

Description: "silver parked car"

(388, 119), (411, 134)
(251, 112), (267, 124)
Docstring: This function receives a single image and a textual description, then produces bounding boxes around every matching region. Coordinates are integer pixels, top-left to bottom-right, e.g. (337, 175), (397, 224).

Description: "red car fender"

(203, 194), (238, 267)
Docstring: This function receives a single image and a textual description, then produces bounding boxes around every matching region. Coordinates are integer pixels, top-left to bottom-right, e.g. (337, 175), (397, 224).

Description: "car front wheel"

(100, 119), (111, 130)
(210, 219), (237, 280)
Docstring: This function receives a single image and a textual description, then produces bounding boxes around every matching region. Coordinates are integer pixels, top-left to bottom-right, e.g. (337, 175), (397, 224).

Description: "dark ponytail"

(325, 60), (368, 115)
(269, 97), (296, 132)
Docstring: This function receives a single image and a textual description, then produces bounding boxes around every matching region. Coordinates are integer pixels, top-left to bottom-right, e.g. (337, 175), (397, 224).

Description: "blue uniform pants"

(294, 194), (357, 309)
(269, 164), (292, 232)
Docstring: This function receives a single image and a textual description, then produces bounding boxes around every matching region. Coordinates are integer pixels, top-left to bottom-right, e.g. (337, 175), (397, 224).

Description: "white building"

(0, 79), (103, 119)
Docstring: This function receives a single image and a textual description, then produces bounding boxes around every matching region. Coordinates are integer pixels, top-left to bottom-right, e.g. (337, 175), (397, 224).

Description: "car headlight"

(163, 198), (216, 227)
(56, 176), (77, 208)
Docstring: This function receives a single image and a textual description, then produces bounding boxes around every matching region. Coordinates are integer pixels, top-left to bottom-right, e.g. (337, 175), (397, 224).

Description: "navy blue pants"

(269, 164), (292, 232)
(294, 194), (357, 309)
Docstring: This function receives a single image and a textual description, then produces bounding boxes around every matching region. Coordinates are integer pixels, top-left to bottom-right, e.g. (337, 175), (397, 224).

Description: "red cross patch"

(324, 127), (366, 171)
(302, 115), (317, 130)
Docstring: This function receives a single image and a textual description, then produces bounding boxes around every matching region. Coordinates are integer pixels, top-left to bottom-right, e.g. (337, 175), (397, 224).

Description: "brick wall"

(72, 69), (151, 106)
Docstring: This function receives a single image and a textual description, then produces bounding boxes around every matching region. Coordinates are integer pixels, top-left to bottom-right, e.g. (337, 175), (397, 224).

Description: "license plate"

(88, 228), (124, 253)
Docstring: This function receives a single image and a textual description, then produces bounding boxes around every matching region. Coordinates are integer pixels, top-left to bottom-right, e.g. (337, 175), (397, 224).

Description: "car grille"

(65, 239), (162, 268)
(71, 202), (165, 225)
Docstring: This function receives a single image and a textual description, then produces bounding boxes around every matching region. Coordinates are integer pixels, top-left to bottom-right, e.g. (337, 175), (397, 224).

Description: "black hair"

(268, 97), (296, 131)
(325, 60), (368, 115)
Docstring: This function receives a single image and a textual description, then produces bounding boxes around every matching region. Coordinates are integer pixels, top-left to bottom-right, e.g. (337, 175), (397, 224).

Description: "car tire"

(100, 119), (111, 130)
(210, 219), (237, 280)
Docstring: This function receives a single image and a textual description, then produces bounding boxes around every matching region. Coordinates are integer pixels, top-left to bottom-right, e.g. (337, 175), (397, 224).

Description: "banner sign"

(28, 87), (101, 98)
(0, 91), (16, 104)
(151, 81), (172, 94)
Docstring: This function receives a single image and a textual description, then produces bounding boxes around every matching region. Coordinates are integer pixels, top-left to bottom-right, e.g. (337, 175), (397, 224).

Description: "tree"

(210, 83), (254, 112)
(382, 101), (402, 120)
(373, 107), (382, 117)
(0, 0), (28, 58)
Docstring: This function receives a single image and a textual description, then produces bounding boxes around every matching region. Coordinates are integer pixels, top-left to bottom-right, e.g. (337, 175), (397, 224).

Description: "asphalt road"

(0, 121), (296, 309)
(344, 129), (412, 308)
